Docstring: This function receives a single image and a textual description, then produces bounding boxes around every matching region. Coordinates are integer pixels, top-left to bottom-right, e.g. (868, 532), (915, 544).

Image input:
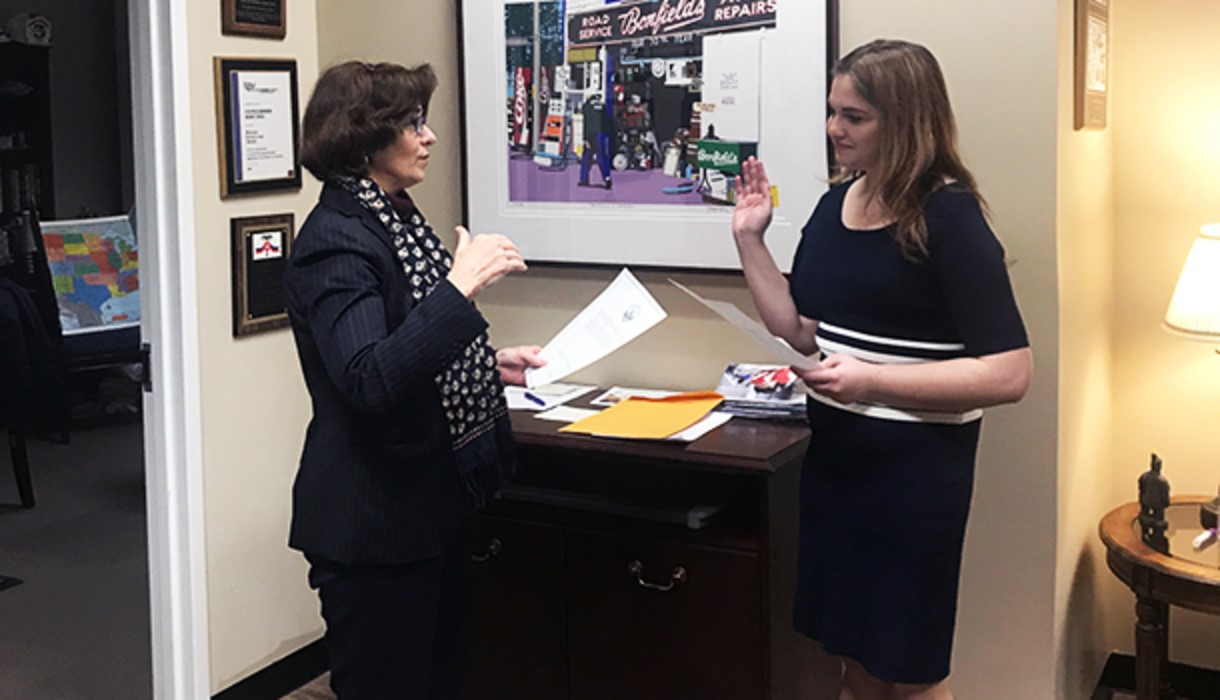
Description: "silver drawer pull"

(471, 538), (502, 562)
(627, 560), (687, 592)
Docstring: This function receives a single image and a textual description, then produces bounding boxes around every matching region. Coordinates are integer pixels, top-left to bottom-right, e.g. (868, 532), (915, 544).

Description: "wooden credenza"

(465, 404), (810, 700)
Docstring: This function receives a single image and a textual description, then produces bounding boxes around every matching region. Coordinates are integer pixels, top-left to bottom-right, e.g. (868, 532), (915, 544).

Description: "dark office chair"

(0, 211), (67, 508)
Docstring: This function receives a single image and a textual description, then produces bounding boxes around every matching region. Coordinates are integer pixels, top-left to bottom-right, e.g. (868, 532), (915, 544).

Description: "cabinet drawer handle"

(627, 560), (687, 592)
(471, 538), (502, 562)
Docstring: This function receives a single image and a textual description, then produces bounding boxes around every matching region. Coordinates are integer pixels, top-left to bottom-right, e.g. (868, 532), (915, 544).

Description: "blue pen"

(522, 391), (547, 407)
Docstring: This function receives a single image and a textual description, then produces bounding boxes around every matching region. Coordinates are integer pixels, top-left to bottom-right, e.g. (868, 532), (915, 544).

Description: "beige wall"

(1107, 0), (1220, 672)
(183, 2), (321, 692)
(1053, 0), (1220, 692)
(1055, 0), (1116, 693)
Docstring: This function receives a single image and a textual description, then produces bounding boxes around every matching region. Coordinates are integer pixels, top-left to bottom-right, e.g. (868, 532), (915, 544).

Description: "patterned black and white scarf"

(337, 176), (514, 510)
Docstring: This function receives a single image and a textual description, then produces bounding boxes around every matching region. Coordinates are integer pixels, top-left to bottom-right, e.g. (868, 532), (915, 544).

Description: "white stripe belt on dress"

(808, 322), (982, 425)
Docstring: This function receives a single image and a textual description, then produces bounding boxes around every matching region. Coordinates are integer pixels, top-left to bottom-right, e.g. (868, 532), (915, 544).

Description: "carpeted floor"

(0, 419), (151, 699)
(1, 408), (334, 700)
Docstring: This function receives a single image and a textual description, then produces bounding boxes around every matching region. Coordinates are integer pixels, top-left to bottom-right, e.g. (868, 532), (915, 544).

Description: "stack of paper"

(714, 363), (806, 421)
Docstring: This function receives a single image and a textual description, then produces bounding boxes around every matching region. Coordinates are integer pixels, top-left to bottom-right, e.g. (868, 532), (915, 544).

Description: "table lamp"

(1163, 223), (1220, 529)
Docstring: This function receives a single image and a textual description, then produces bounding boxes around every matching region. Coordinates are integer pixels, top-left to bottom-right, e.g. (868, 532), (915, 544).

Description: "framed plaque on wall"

(230, 213), (293, 337)
(1073, 0), (1109, 130)
(214, 57), (302, 197)
(222, 0), (286, 39)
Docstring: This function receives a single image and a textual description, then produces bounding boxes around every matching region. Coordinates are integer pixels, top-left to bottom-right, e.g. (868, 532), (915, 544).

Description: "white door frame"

(129, 0), (210, 697)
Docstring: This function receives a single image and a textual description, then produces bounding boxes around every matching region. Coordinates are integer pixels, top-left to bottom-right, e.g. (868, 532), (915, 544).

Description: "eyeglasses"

(406, 112), (428, 134)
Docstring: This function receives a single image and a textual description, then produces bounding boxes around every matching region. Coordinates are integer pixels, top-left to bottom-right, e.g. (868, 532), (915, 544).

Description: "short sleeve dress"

(788, 180), (1028, 684)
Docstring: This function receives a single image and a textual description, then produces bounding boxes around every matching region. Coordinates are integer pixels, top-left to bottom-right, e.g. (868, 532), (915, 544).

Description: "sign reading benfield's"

(696, 139), (758, 175)
(567, 0), (778, 48)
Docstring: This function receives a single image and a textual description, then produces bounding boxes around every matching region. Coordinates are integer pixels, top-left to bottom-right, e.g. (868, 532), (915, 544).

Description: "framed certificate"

(230, 213), (293, 336)
(214, 57), (302, 197)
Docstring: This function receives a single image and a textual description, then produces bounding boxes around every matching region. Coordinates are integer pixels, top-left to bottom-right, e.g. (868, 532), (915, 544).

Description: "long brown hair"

(831, 40), (984, 258)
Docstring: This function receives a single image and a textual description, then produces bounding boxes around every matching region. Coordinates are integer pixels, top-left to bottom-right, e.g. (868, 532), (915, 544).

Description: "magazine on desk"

(715, 363), (807, 421)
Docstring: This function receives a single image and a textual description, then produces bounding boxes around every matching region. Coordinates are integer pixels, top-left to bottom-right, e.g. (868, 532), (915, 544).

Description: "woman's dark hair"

(299, 61), (437, 182)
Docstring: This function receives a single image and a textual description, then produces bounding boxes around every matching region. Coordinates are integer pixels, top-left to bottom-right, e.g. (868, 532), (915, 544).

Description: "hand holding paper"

(525, 269), (667, 388)
(495, 344), (546, 386)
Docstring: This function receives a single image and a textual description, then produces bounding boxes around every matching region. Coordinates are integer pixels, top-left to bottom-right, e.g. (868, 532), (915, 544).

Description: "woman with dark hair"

(285, 60), (543, 699)
(731, 40), (1032, 699)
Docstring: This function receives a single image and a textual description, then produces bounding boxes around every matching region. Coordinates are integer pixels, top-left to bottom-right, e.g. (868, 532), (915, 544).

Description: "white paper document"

(668, 279), (819, 371)
(534, 406), (599, 423)
(503, 383), (597, 411)
(590, 386), (677, 407)
(525, 269), (667, 388)
(232, 69), (297, 184)
(667, 411), (733, 442)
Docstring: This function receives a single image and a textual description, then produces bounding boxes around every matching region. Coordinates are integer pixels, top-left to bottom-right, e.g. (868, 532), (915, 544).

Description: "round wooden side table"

(1099, 495), (1220, 700)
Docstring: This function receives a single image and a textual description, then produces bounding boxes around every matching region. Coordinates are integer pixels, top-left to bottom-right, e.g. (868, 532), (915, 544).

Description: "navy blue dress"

(788, 181), (1028, 684)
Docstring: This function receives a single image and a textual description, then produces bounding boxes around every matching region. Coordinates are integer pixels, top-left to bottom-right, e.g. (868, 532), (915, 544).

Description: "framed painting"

(1074, 0), (1108, 130)
(230, 213), (293, 336)
(459, 0), (833, 270)
(214, 57), (302, 197)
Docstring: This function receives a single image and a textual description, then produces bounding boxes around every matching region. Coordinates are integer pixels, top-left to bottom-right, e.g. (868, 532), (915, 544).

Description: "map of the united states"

(42, 216), (140, 333)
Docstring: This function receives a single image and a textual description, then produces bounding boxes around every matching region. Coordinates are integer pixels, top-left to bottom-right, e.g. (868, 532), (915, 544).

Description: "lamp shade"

(1164, 224), (1220, 339)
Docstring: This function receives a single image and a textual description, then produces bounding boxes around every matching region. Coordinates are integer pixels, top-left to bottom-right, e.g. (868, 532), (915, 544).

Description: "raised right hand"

(447, 226), (527, 299)
(732, 157), (773, 243)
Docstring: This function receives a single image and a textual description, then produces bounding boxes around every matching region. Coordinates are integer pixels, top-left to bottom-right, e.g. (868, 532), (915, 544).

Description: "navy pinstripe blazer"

(284, 184), (490, 565)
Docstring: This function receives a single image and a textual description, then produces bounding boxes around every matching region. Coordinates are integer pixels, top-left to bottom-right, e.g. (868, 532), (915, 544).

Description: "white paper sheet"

(525, 269), (667, 388)
(668, 279), (819, 371)
(504, 384), (598, 411)
(529, 382), (599, 399)
(232, 69), (296, 184)
(589, 386), (677, 407)
(666, 411), (733, 442)
(534, 406), (599, 423)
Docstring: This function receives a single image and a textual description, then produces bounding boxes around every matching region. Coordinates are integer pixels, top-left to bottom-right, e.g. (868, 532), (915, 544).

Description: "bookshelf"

(0, 42), (54, 222)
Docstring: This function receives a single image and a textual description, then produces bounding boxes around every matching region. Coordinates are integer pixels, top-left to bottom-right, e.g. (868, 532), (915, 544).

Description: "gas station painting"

(462, 0), (831, 269)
